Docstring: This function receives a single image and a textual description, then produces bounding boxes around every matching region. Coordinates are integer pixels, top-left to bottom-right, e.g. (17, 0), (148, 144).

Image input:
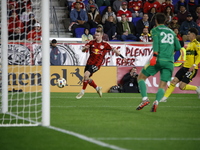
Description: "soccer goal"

(0, 0), (50, 127)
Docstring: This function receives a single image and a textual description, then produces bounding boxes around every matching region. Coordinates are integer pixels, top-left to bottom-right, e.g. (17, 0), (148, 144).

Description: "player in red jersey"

(76, 29), (126, 99)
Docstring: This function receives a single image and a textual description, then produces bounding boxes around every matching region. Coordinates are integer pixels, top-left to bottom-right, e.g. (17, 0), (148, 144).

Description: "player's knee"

(179, 85), (185, 90)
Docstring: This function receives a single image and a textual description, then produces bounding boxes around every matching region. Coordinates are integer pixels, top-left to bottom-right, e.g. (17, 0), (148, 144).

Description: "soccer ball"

(56, 78), (66, 88)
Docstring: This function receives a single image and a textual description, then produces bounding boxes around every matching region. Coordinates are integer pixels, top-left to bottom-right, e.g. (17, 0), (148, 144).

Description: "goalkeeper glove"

(150, 52), (158, 66)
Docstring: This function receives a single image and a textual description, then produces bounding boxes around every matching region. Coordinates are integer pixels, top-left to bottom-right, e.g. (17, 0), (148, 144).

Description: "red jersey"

(128, 1), (143, 11)
(161, 2), (174, 13)
(143, 1), (161, 13)
(71, 2), (85, 10)
(117, 9), (132, 22)
(85, 40), (112, 68)
(27, 29), (42, 41)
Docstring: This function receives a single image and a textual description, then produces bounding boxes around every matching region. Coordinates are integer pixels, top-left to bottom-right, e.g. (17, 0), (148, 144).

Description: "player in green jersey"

(160, 28), (200, 102)
(136, 13), (181, 112)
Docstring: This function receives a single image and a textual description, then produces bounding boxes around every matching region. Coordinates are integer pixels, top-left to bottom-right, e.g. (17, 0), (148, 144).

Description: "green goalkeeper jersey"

(151, 25), (181, 62)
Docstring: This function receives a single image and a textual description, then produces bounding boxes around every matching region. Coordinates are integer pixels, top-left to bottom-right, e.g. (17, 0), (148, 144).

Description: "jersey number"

(160, 32), (174, 44)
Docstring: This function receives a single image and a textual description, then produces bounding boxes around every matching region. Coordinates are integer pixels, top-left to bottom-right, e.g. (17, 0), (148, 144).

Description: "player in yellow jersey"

(160, 28), (200, 102)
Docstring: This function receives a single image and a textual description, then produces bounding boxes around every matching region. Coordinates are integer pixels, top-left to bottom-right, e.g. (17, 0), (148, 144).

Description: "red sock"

(82, 80), (89, 90)
(89, 79), (97, 89)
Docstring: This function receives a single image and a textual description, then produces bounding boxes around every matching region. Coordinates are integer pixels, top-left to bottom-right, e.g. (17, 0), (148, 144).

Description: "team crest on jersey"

(100, 45), (104, 49)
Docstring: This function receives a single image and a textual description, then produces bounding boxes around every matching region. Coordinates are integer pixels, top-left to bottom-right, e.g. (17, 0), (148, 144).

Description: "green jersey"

(151, 25), (181, 62)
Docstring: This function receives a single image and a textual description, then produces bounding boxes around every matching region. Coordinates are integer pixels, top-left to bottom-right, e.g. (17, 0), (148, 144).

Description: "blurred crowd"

(5, 0), (200, 43)
(67, 0), (200, 43)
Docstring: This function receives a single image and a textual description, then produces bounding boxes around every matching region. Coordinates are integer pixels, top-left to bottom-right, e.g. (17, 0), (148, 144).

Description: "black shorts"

(175, 67), (198, 84)
(84, 65), (99, 76)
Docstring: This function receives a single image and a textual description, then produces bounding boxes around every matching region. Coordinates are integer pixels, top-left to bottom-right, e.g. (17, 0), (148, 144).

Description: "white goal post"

(0, 0), (50, 126)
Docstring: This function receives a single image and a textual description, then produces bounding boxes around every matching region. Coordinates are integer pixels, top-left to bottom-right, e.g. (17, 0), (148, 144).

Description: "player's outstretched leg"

(96, 87), (102, 97)
(196, 86), (200, 99)
(150, 100), (158, 112)
(136, 97), (150, 110)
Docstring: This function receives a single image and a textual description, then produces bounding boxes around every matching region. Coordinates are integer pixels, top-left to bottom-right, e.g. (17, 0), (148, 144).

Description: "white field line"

(2, 114), (129, 150)
(93, 137), (200, 141)
(51, 96), (198, 99)
(48, 126), (129, 150)
(51, 105), (200, 108)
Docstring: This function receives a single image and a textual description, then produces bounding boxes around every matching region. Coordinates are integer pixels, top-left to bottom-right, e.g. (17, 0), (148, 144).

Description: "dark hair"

(189, 28), (199, 36)
(155, 13), (166, 24)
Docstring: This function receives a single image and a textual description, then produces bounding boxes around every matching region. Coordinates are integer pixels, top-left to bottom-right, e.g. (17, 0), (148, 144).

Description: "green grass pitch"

(1, 93), (200, 150)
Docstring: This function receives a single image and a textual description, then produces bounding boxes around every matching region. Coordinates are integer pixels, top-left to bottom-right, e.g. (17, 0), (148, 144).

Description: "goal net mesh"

(0, 0), (43, 126)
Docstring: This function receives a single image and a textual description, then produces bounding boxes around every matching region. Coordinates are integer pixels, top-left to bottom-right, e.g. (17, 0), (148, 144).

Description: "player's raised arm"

(112, 47), (127, 62)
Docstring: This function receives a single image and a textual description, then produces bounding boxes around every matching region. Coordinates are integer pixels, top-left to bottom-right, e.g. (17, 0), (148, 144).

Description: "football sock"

(82, 80), (89, 90)
(156, 88), (165, 102)
(182, 84), (197, 91)
(138, 79), (147, 98)
(164, 83), (175, 98)
(89, 79), (97, 89)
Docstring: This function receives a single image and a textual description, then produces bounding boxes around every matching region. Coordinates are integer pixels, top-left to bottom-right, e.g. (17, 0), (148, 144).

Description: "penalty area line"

(47, 126), (129, 150)
(94, 137), (200, 141)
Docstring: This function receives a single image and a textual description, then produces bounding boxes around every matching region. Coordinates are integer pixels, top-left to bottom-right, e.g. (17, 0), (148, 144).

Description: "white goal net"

(0, 0), (50, 127)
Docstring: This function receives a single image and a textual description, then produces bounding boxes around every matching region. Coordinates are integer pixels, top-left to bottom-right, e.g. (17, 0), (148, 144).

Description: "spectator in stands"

(26, 13), (39, 34)
(82, 28), (93, 41)
(136, 13), (152, 38)
(94, 24), (109, 41)
(173, 28), (184, 47)
(148, 7), (156, 27)
(163, 6), (174, 26)
(168, 16), (180, 30)
(101, 6), (117, 24)
(187, 0), (197, 19)
(180, 14), (200, 42)
(20, 6), (33, 23)
(71, 0), (85, 10)
(27, 23), (42, 41)
(117, 2), (132, 22)
(96, 0), (110, 7)
(116, 14), (137, 41)
(139, 27), (152, 42)
(128, 0), (143, 18)
(143, 0), (161, 14)
(161, 0), (174, 13)
(196, 13), (200, 27)
(8, 12), (25, 40)
(69, 2), (90, 37)
(174, 0), (188, 14)
(113, 0), (127, 12)
(87, 5), (101, 28)
(17, 0), (32, 15)
(86, 0), (98, 12)
(104, 15), (117, 40)
(193, 5), (200, 22)
(7, 2), (17, 17)
(50, 39), (65, 65)
(177, 5), (190, 25)
(121, 67), (139, 93)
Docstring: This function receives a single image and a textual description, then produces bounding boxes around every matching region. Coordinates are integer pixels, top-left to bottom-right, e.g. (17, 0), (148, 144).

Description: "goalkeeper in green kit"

(136, 13), (181, 112)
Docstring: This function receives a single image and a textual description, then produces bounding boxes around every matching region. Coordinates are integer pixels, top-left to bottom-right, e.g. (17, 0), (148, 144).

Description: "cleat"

(160, 97), (167, 102)
(151, 100), (158, 112)
(136, 99), (150, 110)
(196, 86), (200, 99)
(76, 92), (84, 99)
(97, 87), (102, 97)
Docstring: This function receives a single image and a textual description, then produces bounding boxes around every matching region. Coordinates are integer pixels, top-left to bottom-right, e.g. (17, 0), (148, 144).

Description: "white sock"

(96, 87), (99, 91)
(142, 97), (148, 101)
(81, 89), (85, 93)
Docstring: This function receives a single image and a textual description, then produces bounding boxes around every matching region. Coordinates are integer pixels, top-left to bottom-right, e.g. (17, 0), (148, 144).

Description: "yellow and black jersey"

(183, 39), (200, 69)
